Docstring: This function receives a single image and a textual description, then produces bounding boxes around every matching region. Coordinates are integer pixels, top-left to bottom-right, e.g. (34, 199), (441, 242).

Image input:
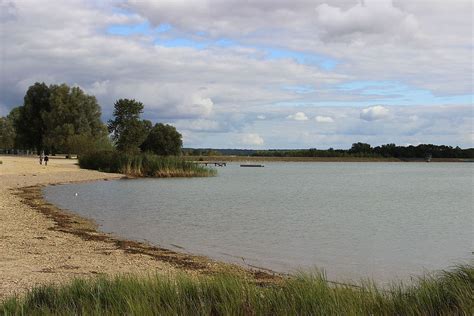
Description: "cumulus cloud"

(1, 0), (472, 148)
(179, 94), (214, 118)
(175, 119), (221, 132)
(241, 133), (264, 146)
(287, 112), (309, 121)
(315, 0), (419, 41)
(360, 105), (390, 121)
(315, 115), (334, 123)
(84, 80), (110, 96)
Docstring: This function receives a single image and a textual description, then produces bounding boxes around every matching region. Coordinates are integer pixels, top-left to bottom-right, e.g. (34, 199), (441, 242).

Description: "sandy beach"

(0, 156), (175, 300)
(0, 155), (260, 301)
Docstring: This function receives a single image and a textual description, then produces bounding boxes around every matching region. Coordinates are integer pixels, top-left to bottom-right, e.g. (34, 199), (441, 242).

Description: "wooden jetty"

(193, 161), (227, 167)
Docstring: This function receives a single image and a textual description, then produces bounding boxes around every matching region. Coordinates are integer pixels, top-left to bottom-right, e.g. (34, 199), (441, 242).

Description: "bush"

(78, 150), (216, 177)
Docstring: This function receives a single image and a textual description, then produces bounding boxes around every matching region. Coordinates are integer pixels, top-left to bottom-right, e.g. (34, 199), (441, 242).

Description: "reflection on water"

(44, 162), (473, 283)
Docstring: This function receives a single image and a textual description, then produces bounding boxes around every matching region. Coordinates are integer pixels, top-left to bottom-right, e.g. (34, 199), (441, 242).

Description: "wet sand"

(0, 156), (272, 301)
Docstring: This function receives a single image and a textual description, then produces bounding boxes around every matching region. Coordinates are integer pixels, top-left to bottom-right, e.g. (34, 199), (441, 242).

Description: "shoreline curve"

(0, 156), (278, 301)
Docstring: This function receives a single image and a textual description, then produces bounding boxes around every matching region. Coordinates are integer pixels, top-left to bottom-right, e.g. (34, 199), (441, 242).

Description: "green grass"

(2, 265), (472, 315)
(78, 151), (216, 177)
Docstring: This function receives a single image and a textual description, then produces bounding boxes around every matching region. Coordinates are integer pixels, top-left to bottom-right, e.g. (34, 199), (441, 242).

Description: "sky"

(0, 0), (473, 149)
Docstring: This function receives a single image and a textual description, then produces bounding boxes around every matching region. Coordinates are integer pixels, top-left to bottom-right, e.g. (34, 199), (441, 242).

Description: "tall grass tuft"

(2, 264), (472, 315)
(78, 151), (216, 177)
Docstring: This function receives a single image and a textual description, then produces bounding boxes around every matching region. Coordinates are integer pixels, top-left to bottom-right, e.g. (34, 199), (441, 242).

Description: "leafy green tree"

(108, 99), (150, 153)
(349, 142), (372, 155)
(0, 116), (16, 149)
(42, 84), (109, 154)
(13, 82), (109, 154)
(140, 123), (183, 156)
(15, 82), (51, 151)
(66, 133), (113, 156)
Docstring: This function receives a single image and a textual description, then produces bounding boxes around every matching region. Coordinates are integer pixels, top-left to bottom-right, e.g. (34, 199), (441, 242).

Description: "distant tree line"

(183, 143), (473, 159)
(253, 142), (474, 159)
(0, 82), (182, 156)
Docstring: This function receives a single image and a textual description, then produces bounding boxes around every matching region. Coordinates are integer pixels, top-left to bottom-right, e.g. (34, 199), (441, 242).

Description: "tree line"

(0, 82), (182, 156)
(253, 142), (473, 159)
(1, 82), (472, 159)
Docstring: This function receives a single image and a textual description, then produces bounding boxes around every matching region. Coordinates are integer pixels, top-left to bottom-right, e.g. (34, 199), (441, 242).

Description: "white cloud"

(175, 119), (220, 132)
(240, 133), (264, 146)
(287, 112), (309, 121)
(85, 80), (110, 96)
(1, 0), (472, 148)
(360, 105), (390, 121)
(315, 0), (420, 41)
(315, 115), (334, 123)
(180, 94), (214, 118)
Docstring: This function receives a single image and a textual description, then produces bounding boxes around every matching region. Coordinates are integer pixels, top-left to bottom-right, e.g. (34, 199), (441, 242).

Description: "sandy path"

(0, 156), (179, 301)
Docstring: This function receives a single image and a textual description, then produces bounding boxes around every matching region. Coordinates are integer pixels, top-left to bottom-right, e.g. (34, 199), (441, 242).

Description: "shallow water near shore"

(44, 162), (473, 283)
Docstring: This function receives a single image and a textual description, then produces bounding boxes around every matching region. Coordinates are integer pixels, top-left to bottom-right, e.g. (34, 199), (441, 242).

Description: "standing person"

(39, 154), (43, 165)
(44, 155), (49, 166)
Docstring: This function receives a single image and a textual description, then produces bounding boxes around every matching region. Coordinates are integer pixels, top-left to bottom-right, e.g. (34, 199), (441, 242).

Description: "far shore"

(0, 155), (276, 301)
(185, 155), (472, 163)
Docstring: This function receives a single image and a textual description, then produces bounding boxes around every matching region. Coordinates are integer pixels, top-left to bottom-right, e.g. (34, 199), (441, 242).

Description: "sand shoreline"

(0, 156), (274, 301)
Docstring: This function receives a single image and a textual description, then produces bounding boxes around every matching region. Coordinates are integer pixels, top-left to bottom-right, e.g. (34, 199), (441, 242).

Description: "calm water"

(44, 162), (473, 283)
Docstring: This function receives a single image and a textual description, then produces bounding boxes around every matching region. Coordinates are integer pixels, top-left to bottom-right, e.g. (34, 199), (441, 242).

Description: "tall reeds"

(2, 264), (472, 315)
(78, 151), (216, 177)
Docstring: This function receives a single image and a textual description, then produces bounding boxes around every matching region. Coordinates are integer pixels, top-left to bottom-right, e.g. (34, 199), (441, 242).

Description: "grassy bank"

(2, 265), (472, 315)
(79, 151), (216, 177)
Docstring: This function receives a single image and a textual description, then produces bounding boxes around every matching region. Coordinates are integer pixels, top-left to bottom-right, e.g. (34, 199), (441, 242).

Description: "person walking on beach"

(44, 155), (49, 166)
(39, 151), (44, 165)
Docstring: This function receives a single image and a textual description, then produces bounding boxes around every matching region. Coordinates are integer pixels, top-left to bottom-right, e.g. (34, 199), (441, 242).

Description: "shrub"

(78, 150), (216, 177)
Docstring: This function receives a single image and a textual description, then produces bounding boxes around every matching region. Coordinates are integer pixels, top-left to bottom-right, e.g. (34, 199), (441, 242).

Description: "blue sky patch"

(337, 81), (474, 105)
(107, 22), (171, 36)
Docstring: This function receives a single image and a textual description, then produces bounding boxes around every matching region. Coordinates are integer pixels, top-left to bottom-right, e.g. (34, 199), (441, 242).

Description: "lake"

(43, 162), (473, 283)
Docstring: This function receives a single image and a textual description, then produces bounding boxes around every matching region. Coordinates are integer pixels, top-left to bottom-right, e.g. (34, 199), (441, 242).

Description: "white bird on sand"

(74, 192), (78, 196)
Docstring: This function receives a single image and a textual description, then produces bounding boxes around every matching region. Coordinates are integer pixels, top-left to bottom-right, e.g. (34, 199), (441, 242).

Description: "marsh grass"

(2, 265), (472, 315)
(78, 151), (216, 177)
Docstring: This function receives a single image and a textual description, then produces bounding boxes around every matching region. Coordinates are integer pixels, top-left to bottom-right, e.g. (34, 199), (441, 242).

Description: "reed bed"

(78, 151), (216, 177)
(2, 265), (472, 315)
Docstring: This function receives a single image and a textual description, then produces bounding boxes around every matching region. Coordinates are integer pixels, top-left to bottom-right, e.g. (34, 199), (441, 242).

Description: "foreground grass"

(79, 151), (216, 177)
(2, 265), (472, 315)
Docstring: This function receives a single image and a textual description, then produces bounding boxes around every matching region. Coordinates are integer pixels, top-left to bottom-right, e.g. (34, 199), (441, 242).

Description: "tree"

(12, 82), (108, 154)
(140, 123), (183, 156)
(41, 84), (109, 154)
(349, 142), (372, 155)
(0, 116), (15, 149)
(108, 99), (150, 153)
(15, 82), (51, 151)
(66, 133), (113, 156)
